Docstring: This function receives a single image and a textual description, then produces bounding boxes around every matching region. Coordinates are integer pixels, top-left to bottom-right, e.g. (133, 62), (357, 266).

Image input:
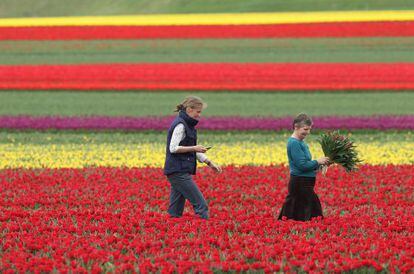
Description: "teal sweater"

(287, 137), (319, 177)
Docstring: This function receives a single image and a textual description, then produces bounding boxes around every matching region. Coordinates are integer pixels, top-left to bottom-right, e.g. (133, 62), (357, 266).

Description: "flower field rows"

(4, 37), (414, 65)
(2, 10), (413, 27)
(2, 141), (414, 168)
(1, 115), (413, 130)
(2, 22), (414, 40)
(2, 63), (414, 91)
(1, 5), (414, 273)
(1, 10), (414, 91)
(1, 166), (413, 272)
(2, 91), (412, 117)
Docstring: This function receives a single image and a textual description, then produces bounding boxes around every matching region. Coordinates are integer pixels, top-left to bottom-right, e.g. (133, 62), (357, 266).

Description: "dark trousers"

(278, 175), (323, 221)
(166, 172), (209, 219)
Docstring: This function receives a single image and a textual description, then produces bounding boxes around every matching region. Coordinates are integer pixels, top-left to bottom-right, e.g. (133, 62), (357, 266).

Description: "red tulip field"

(1, 166), (413, 272)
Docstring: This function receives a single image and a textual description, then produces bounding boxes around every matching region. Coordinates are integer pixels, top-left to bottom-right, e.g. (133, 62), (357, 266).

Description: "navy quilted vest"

(164, 111), (198, 175)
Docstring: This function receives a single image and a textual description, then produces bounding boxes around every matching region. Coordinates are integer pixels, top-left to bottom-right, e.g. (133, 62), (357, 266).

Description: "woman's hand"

(193, 145), (207, 153)
(206, 160), (222, 173)
(317, 157), (330, 165)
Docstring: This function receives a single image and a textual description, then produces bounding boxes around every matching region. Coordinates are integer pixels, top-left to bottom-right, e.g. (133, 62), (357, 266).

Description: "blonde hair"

(175, 96), (207, 112)
(292, 113), (313, 129)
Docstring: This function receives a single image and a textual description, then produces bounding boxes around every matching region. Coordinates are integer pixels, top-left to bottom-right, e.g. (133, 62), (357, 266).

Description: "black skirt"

(278, 175), (323, 221)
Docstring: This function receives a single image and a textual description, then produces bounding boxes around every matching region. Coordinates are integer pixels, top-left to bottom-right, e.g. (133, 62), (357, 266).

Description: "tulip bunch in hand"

(318, 131), (362, 175)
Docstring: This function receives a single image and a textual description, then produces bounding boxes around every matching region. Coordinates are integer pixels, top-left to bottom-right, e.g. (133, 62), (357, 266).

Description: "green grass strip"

(1, 0), (414, 18)
(1, 91), (414, 117)
(1, 38), (414, 65)
(1, 130), (412, 145)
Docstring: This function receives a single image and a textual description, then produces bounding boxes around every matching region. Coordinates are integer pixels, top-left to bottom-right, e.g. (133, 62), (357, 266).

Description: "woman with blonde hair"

(164, 96), (221, 220)
(278, 113), (330, 221)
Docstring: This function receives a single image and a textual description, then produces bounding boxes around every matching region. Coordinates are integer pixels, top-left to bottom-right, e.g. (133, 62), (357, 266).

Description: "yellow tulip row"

(1, 141), (413, 169)
(1, 11), (414, 27)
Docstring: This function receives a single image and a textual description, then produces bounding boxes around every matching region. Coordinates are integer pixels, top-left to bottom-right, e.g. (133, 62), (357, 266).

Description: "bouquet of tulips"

(318, 131), (362, 174)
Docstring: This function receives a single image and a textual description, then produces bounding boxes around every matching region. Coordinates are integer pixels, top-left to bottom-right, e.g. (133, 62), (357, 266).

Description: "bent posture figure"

(279, 113), (329, 221)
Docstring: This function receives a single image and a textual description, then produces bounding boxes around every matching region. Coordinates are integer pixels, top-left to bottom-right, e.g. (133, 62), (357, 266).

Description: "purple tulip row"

(1, 115), (413, 131)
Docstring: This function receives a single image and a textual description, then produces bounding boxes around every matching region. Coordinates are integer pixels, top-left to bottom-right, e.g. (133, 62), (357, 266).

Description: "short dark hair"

(292, 113), (313, 129)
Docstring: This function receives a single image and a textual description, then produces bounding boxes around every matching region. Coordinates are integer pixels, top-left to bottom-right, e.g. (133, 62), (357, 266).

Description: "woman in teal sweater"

(278, 113), (330, 221)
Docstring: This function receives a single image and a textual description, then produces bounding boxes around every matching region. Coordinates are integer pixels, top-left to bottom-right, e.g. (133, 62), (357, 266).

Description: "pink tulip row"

(1, 115), (413, 130)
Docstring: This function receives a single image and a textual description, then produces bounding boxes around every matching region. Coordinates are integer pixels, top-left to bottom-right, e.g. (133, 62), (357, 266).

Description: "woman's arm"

(290, 142), (319, 172)
(169, 124), (207, 153)
(200, 156), (222, 173)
